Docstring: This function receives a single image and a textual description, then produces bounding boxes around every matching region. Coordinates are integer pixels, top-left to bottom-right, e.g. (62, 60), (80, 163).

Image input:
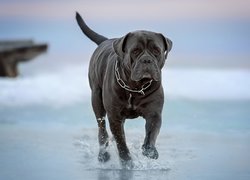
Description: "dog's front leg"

(142, 112), (162, 159)
(109, 117), (133, 169)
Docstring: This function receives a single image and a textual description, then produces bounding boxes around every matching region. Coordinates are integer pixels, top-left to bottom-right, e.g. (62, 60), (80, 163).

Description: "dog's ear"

(158, 34), (172, 59)
(113, 33), (131, 58)
(158, 33), (172, 53)
(165, 37), (172, 53)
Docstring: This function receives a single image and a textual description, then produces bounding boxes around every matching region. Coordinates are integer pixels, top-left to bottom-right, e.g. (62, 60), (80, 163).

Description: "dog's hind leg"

(91, 88), (110, 162)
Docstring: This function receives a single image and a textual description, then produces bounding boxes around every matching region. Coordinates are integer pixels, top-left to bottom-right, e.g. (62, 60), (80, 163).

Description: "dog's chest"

(121, 93), (141, 119)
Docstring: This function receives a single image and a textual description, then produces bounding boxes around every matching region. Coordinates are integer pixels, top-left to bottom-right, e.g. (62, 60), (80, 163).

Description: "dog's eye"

(132, 48), (142, 56)
(152, 47), (161, 55)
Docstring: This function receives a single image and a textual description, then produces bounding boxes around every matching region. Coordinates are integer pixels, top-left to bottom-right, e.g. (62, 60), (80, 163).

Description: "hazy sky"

(1, 0), (250, 21)
(1, 0), (250, 67)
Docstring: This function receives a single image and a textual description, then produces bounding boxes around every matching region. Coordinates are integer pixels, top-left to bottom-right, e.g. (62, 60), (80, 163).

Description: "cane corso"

(76, 12), (172, 168)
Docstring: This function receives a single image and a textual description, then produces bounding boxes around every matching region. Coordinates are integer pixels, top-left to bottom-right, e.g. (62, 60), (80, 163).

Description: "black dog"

(76, 12), (172, 168)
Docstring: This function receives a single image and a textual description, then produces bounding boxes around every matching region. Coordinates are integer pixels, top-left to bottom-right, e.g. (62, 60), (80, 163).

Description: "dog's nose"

(142, 59), (152, 64)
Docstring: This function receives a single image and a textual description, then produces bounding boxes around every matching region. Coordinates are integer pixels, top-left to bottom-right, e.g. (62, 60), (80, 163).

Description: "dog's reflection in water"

(98, 169), (133, 180)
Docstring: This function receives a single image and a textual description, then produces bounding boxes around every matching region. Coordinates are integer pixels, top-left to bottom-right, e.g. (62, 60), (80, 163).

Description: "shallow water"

(1, 64), (250, 179)
(0, 99), (250, 180)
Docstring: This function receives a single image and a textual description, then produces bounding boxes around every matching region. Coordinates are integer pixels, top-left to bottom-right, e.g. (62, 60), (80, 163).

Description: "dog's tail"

(76, 12), (108, 45)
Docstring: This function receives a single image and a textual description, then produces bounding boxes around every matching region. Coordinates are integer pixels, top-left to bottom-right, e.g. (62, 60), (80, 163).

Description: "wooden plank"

(0, 40), (34, 52)
(0, 40), (48, 77)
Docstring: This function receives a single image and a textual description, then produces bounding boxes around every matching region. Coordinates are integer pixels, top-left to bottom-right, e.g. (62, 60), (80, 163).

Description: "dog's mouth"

(132, 72), (160, 82)
(138, 73), (156, 84)
(133, 72), (151, 82)
(140, 77), (152, 84)
(131, 63), (161, 82)
(142, 73), (152, 80)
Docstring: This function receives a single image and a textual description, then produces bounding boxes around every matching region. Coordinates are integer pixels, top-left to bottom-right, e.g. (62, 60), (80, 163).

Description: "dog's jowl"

(76, 12), (172, 169)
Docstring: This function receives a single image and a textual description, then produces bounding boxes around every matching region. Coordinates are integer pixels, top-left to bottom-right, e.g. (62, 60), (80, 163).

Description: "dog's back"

(88, 39), (116, 89)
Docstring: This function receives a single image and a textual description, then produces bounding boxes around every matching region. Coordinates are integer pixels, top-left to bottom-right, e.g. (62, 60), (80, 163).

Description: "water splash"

(74, 132), (170, 171)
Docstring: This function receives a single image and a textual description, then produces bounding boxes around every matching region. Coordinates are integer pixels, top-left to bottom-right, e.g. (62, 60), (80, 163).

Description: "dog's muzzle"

(131, 55), (161, 82)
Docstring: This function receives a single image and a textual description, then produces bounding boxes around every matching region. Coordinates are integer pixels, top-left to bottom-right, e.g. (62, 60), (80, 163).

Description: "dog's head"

(113, 31), (172, 82)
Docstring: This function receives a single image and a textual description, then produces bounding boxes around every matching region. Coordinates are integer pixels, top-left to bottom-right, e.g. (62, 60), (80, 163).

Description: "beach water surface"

(0, 61), (250, 180)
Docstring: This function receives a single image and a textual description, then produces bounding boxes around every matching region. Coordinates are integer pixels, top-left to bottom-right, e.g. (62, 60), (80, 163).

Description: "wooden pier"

(0, 40), (48, 77)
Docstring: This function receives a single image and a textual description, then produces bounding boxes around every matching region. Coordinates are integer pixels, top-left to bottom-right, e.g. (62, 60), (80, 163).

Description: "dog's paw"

(142, 144), (159, 159)
(98, 150), (110, 163)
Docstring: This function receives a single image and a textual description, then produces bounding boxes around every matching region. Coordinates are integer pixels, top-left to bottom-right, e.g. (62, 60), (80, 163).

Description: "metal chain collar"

(114, 60), (152, 96)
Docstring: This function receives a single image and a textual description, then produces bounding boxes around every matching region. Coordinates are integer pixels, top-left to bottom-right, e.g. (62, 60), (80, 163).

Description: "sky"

(1, 0), (250, 21)
(0, 0), (250, 68)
